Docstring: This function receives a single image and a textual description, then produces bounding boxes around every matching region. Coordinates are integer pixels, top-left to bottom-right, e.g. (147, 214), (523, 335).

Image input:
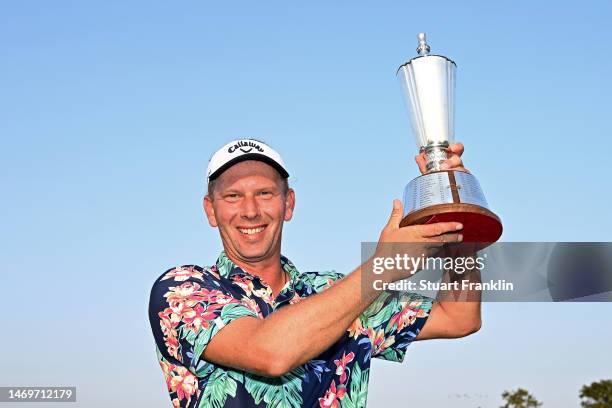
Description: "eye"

(224, 193), (240, 202)
(258, 190), (273, 198)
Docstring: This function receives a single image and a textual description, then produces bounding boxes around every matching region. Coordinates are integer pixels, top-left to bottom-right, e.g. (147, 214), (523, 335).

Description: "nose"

(240, 194), (261, 220)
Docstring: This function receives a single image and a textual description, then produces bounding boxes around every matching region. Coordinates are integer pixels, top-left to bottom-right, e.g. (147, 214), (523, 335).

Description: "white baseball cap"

(206, 139), (289, 183)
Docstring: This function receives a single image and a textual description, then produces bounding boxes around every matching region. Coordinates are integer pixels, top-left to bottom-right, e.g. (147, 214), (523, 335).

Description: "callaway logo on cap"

(206, 139), (289, 183)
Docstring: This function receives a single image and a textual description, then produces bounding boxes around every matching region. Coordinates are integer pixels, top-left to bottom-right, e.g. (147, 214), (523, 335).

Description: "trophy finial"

(416, 32), (430, 56)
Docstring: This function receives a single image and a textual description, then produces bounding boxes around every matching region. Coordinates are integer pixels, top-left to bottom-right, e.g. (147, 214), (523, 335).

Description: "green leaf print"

(228, 370), (244, 383)
(244, 366), (305, 408)
(199, 368), (239, 408)
(360, 291), (391, 328)
(374, 347), (402, 362)
(220, 303), (257, 320)
(307, 272), (343, 293)
(194, 359), (215, 378)
(342, 397), (356, 408)
(367, 297), (397, 329)
(192, 326), (215, 367)
(341, 364), (369, 408)
(191, 303), (257, 367)
(185, 326), (198, 344)
(216, 254), (235, 276)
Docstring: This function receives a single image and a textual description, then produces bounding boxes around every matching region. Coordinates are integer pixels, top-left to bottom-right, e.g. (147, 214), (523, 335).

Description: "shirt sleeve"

(305, 270), (346, 293)
(359, 290), (433, 363)
(306, 271), (432, 363)
(148, 265), (260, 375)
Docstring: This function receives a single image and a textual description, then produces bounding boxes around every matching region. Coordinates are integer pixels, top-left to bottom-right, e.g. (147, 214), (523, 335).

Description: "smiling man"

(148, 138), (481, 408)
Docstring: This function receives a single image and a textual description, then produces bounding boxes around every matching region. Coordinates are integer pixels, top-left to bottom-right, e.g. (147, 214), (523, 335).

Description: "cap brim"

(208, 153), (289, 182)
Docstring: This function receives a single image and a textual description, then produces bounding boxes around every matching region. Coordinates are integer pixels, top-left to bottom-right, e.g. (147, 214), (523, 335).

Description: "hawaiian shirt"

(148, 252), (433, 408)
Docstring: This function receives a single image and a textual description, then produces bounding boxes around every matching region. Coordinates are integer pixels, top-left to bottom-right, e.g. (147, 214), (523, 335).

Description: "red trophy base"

(400, 170), (503, 248)
(400, 203), (502, 243)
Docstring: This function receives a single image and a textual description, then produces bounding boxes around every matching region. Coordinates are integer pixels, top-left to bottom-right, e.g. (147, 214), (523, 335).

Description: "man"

(148, 138), (481, 407)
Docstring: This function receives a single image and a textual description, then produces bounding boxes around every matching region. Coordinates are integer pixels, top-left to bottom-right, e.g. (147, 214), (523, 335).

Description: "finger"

(429, 232), (464, 243)
(440, 155), (470, 173)
(384, 199), (404, 230)
(414, 154), (428, 174)
(447, 142), (464, 157)
(418, 222), (464, 237)
(442, 165), (470, 173)
(440, 155), (462, 169)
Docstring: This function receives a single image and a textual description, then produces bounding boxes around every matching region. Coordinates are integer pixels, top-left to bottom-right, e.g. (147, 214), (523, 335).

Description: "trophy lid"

(416, 32), (430, 56)
(396, 32), (456, 74)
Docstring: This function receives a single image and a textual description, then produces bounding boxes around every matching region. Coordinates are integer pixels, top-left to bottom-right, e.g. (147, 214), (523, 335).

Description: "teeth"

(238, 227), (265, 235)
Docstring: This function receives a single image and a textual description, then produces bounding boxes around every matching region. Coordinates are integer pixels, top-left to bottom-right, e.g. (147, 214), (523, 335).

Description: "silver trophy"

(397, 33), (502, 243)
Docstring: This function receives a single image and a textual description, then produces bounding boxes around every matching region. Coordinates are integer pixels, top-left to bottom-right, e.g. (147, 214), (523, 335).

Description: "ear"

(284, 188), (296, 222)
(203, 195), (218, 227)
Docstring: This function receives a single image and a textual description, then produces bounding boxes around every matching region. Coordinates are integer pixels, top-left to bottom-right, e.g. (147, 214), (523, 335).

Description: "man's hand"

(374, 199), (463, 283)
(415, 142), (469, 174)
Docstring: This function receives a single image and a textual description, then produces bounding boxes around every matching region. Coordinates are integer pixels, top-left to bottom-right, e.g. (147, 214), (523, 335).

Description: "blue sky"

(1, 1), (611, 407)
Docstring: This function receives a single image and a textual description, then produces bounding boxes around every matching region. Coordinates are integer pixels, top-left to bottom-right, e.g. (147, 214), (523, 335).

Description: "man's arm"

(415, 266), (482, 340)
(413, 142), (482, 340)
(203, 203), (463, 377)
(203, 260), (378, 377)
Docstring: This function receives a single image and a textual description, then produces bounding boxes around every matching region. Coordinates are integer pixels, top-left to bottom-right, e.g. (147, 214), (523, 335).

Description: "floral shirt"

(148, 252), (432, 408)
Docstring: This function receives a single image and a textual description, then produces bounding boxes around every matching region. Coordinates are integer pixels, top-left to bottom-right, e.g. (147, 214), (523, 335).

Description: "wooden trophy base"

(400, 170), (503, 247)
(400, 203), (502, 243)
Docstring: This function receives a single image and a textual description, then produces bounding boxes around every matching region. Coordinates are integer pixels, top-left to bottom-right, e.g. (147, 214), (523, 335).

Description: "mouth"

(237, 225), (267, 236)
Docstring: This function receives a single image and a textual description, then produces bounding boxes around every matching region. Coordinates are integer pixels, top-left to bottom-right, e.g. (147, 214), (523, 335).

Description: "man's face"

(203, 160), (295, 264)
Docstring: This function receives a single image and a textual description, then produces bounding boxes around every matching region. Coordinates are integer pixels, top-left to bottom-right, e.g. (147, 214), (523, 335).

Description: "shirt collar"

(215, 251), (300, 282)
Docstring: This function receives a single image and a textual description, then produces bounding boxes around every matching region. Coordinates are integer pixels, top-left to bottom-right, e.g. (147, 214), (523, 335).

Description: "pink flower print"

(318, 380), (346, 408)
(390, 300), (428, 333)
(158, 310), (181, 361)
(233, 275), (255, 296)
(213, 294), (239, 306)
(198, 288), (238, 305)
(164, 282), (206, 310)
(241, 296), (262, 317)
(367, 327), (395, 355)
(252, 286), (274, 305)
(159, 311), (179, 339)
(334, 351), (355, 384)
(347, 317), (366, 340)
(162, 266), (204, 282)
(182, 303), (207, 333)
(159, 359), (176, 390)
(182, 302), (226, 333)
(164, 333), (181, 361)
(170, 366), (199, 404)
(168, 300), (196, 325)
(208, 265), (221, 279)
(389, 307), (418, 333)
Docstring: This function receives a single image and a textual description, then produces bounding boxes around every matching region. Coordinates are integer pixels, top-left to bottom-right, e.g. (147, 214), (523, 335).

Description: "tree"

(501, 388), (542, 408)
(580, 379), (612, 408)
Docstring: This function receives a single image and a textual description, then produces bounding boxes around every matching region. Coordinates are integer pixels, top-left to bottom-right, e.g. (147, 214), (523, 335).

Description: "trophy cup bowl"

(397, 33), (503, 244)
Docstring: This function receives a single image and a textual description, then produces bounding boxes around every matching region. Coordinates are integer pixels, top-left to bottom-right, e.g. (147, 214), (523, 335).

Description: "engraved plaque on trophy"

(397, 33), (503, 243)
